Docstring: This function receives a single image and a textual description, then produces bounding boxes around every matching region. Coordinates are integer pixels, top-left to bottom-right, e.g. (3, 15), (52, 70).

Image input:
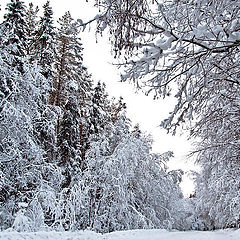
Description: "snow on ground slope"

(106, 229), (240, 240)
(0, 229), (239, 240)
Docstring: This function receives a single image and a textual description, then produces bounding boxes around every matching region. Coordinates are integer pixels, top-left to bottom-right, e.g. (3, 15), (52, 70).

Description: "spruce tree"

(24, 2), (39, 61)
(35, 1), (55, 80)
(90, 81), (110, 135)
(54, 12), (93, 187)
(0, 0), (26, 72)
(57, 96), (82, 188)
(25, 1), (57, 164)
(2, 0), (26, 46)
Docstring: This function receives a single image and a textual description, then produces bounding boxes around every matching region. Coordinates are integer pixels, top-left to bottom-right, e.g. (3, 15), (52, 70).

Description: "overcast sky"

(0, 0), (197, 196)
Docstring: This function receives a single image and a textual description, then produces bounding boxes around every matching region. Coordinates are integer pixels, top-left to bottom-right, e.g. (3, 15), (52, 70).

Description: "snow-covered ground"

(0, 229), (239, 240)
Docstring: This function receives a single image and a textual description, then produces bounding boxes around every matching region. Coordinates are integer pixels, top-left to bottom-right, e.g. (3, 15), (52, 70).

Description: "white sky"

(0, 0), (197, 196)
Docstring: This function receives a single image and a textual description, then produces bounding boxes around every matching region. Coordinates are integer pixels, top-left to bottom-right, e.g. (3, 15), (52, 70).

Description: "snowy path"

(0, 229), (239, 240)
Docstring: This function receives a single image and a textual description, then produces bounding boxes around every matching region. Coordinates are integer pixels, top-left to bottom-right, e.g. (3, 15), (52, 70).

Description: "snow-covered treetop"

(86, 0), (240, 133)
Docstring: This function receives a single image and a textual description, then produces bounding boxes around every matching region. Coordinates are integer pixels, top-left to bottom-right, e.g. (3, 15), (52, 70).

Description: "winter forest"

(0, 0), (240, 236)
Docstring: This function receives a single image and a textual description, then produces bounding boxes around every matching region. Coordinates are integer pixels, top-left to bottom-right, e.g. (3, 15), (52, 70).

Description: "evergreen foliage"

(34, 0), (55, 80)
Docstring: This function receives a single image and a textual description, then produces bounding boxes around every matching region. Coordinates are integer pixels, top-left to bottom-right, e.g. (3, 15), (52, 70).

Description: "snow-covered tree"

(34, 1), (55, 80)
(24, 2), (39, 59)
(91, 0), (240, 132)
(0, 1), (60, 230)
(53, 11), (92, 108)
(192, 81), (240, 229)
(25, 1), (57, 164)
(60, 110), (186, 232)
(0, 0), (27, 73)
(53, 12), (93, 187)
(0, 49), (60, 230)
(88, 0), (240, 229)
(57, 96), (82, 189)
(90, 81), (111, 135)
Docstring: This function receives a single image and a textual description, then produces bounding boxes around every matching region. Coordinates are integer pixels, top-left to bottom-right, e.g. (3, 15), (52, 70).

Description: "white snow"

(69, 80), (79, 91)
(156, 36), (175, 50)
(0, 229), (239, 240)
(18, 202), (29, 208)
(106, 229), (240, 240)
(0, 230), (101, 240)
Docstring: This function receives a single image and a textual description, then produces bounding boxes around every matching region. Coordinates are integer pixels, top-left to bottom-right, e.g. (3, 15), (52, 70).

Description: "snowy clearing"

(0, 229), (239, 240)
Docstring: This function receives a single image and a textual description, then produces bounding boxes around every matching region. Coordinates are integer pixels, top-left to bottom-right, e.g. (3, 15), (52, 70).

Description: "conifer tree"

(110, 96), (127, 123)
(24, 2), (39, 59)
(0, 0), (26, 72)
(34, 0), (55, 80)
(0, 0), (25, 107)
(90, 81), (111, 135)
(57, 96), (82, 189)
(54, 12), (93, 187)
(2, 0), (26, 46)
(52, 11), (92, 107)
(24, 1), (57, 164)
